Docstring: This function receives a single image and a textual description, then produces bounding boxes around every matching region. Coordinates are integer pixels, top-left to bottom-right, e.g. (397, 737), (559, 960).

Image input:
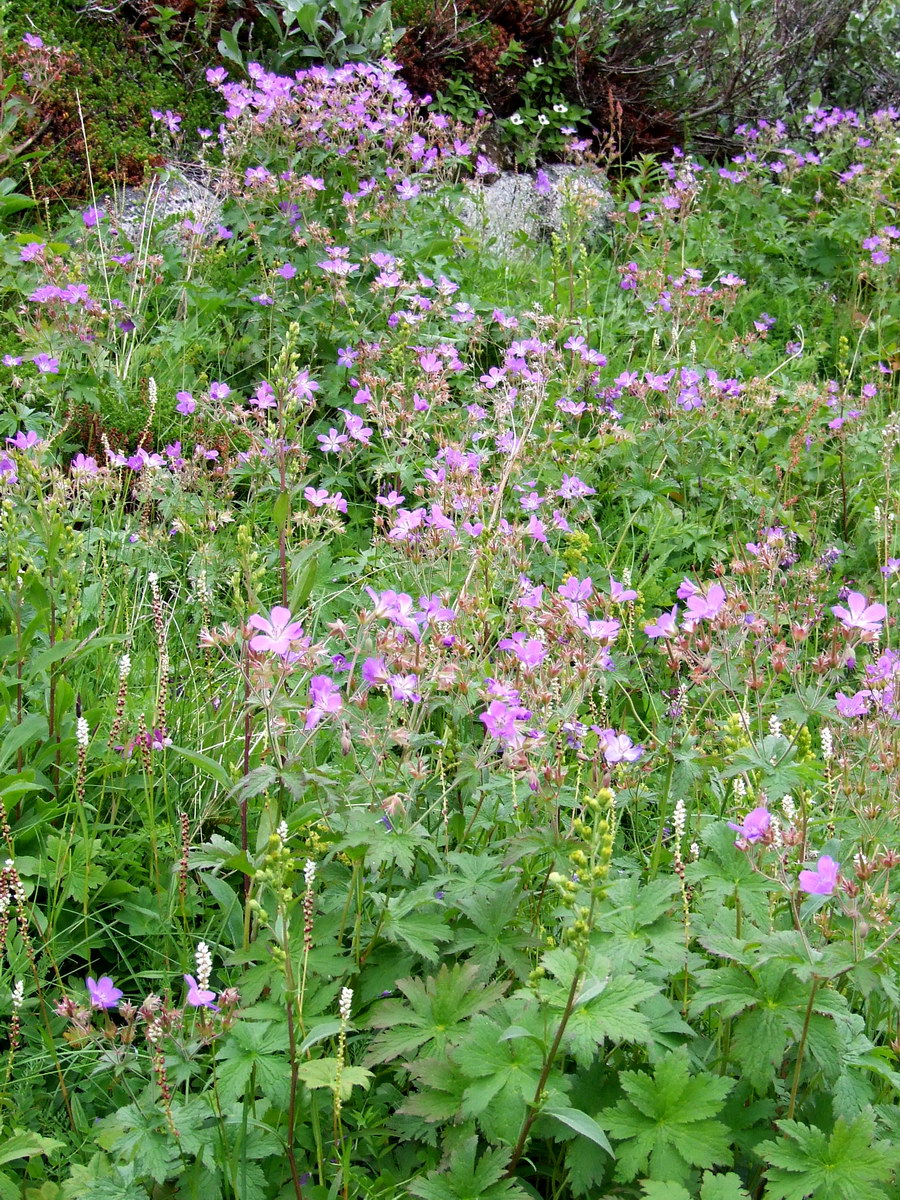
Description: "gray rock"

(101, 165), (224, 244)
(455, 163), (613, 256)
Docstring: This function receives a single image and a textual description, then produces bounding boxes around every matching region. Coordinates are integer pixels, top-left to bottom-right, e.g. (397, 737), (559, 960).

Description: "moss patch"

(8, 0), (219, 201)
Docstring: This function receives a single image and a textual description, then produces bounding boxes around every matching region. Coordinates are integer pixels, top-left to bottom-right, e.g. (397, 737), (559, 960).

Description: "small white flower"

(768, 714), (782, 738)
(821, 726), (833, 762)
(553, 103), (568, 114)
(119, 653), (132, 679)
(76, 716), (89, 748)
(304, 859), (316, 888)
(509, 112), (524, 126)
(770, 814), (783, 848)
(339, 986), (353, 1021)
(781, 794), (797, 823)
(11, 980), (24, 1011)
(673, 799), (687, 841)
(533, 57), (543, 66)
(537, 114), (550, 127)
(276, 819), (289, 843)
(195, 941), (213, 991)
(689, 842), (700, 861)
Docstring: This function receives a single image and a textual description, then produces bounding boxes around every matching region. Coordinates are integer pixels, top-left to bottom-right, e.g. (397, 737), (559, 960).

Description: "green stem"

(786, 980), (819, 1121)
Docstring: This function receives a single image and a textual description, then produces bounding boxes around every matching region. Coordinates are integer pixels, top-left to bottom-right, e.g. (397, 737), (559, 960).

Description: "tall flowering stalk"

(333, 985), (353, 1200)
(247, 827), (307, 1200)
(507, 791), (614, 1175)
(148, 573), (169, 734)
(107, 652), (131, 750)
(4, 979), (23, 1087)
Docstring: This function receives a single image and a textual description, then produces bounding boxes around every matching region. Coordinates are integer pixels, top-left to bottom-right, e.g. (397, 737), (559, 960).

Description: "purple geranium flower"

(597, 729), (643, 764)
(389, 673), (421, 702)
(184, 973), (219, 1010)
(32, 353), (59, 374)
(86, 975), (123, 1009)
(831, 591), (886, 634)
(248, 605), (305, 656)
(728, 805), (771, 843)
(798, 855), (840, 896)
(305, 675), (342, 729)
(609, 576), (638, 603)
(645, 605), (679, 639)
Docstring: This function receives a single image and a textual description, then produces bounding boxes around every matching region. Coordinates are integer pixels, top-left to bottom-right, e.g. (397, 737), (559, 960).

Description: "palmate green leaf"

(759, 1113), (894, 1200)
(688, 823), (776, 929)
(602, 1047), (734, 1185)
(44, 835), (108, 900)
(594, 875), (686, 975)
(295, 1058), (373, 1099)
(363, 963), (509, 1066)
(214, 1019), (290, 1106)
(403, 1056), (470, 1123)
(452, 878), (537, 977)
(641, 1182), (691, 1200)
(565, 1135), (611, 1197)
(722, 737), (814, 801)
(381, 897), (453, 963)
(707, 962), (850, 1092)
(561, 973), (659, 1068)
(700, 1171), (752, 1199)
(95, 1104), (180, 1185)
(408, 1136), (528, 1200)
(333, 806), (436, 877)
(690, 966), (762, 1018)
(455, 1014), (548, 1145)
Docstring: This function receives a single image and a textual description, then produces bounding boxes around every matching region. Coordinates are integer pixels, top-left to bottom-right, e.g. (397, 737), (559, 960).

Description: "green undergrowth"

(7, 0), (217, 200)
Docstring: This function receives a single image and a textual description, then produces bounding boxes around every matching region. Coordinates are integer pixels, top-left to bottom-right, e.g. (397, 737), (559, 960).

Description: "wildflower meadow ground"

(0, 36), (899, 1200)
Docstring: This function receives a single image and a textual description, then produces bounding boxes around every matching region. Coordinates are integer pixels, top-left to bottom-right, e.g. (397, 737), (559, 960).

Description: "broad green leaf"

(296, 1058), (372, 1099)
(602, 1047), (734, 1184)
(760, 1113), (893, 1200)
(215, 1020), (290, 1106)
(543, 1102), (614, 1156)
(641, 1182), (691, 1200)
(700, 1171), (751, 1199)
(0, 1129), (63, 1166)
(0, 714), (48, 771)
(169, 745), (231, 790)
(298, 1019), (343, 1053)
(408, 1136), (528, 1200)
(364, 963), (508, 1066)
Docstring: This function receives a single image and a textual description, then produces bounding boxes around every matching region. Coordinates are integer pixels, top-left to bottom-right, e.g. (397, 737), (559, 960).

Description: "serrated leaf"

(408, 1136), (528, 1200)
(700, 1171), (751, 1199)
(364, 963), (509, 1066)
(295, 1058), (372, 1099)
(214, 1020), (290, 1106)
(602, 1047), (734, 1185)
(641, 1182), (691, 1200)
(759, 1113), (893, 1200)
(562, 973), (658, 1068)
